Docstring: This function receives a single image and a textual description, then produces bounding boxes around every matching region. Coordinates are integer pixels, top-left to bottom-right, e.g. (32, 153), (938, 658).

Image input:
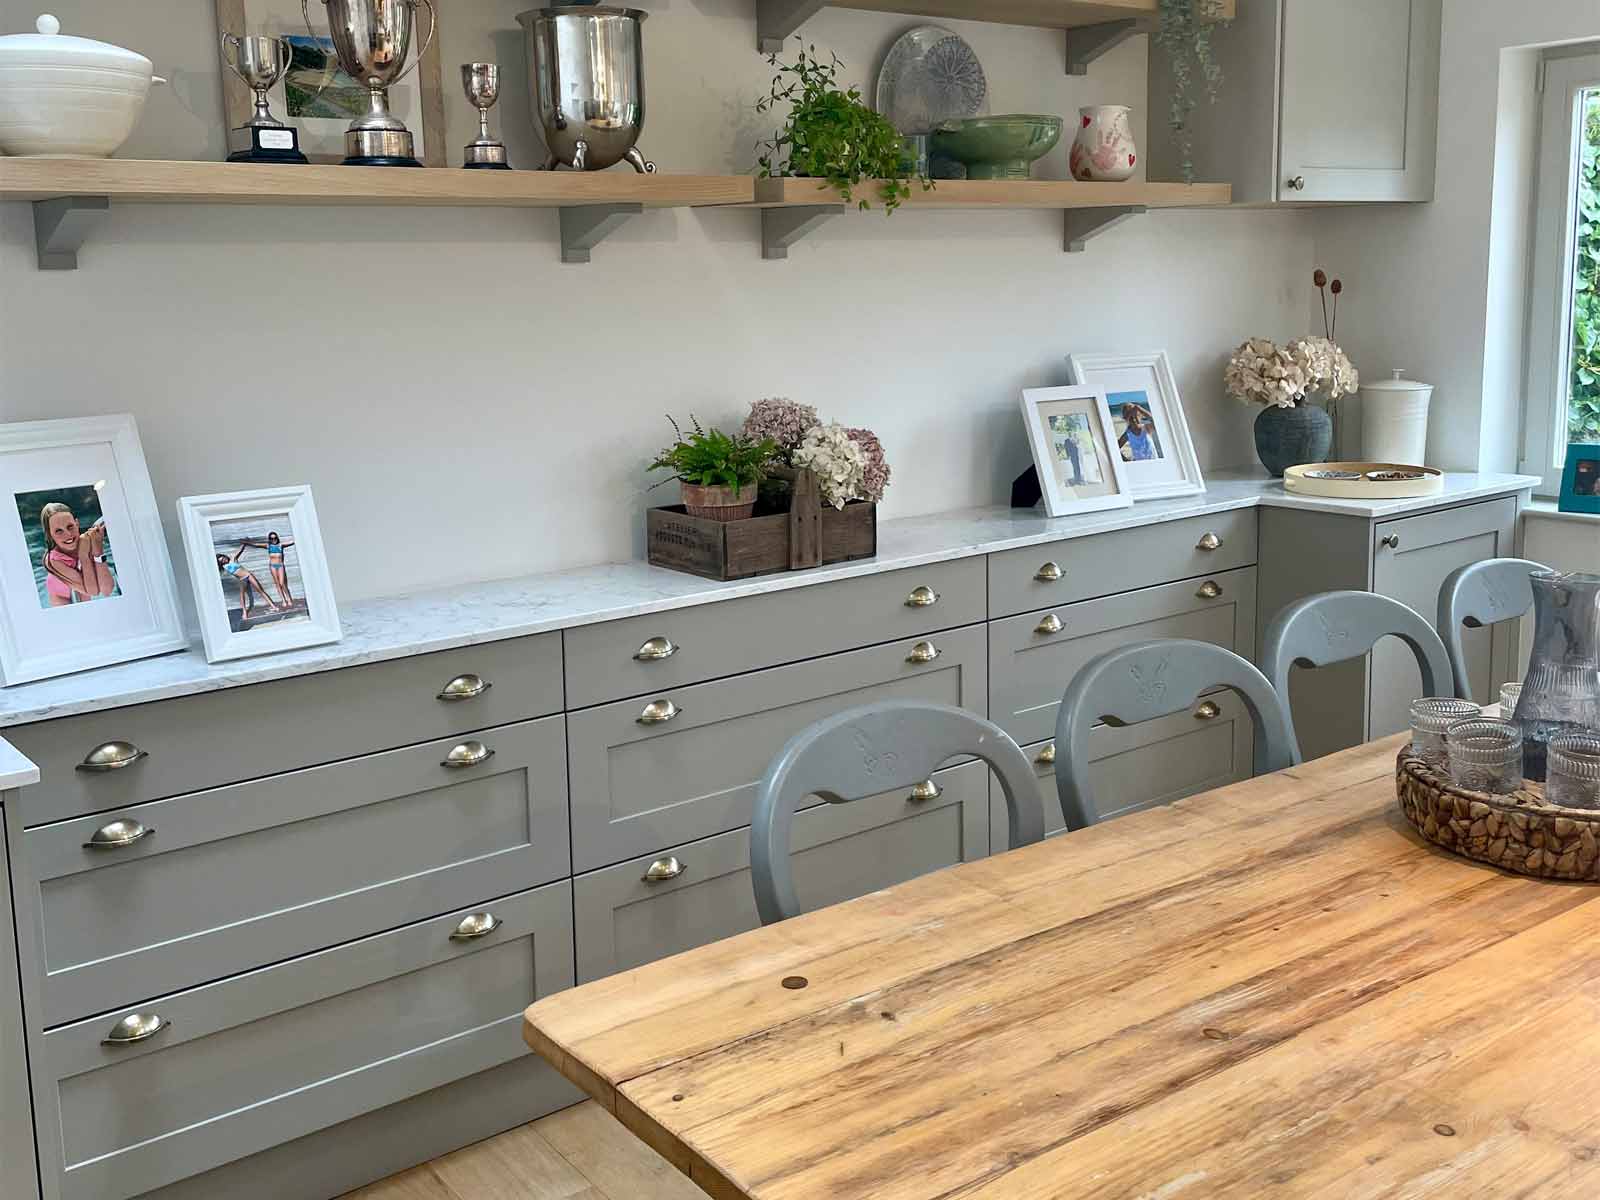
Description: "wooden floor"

(343, 1102), (702, 1200)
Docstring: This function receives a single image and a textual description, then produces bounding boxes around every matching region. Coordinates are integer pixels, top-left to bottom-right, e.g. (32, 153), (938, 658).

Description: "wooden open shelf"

(756, 177), (1231, 210)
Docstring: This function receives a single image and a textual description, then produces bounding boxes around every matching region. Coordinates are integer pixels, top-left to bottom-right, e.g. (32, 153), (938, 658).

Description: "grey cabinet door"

(22, 716), (569, 1025)
(989, 568), (1258, 746)
(1371, 498), (1519, 737)
(1278, 0), (1441, 202)
(991, 692), (1256, 851)
(0, 805), (39, 1200)
(38, 882), (573, 1200)
(567, 626), (987, 872)
(573, 762), (987, 983)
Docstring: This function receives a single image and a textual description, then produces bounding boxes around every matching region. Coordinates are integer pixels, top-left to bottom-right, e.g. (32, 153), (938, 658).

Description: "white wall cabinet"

(1148, 0), (1440, 203)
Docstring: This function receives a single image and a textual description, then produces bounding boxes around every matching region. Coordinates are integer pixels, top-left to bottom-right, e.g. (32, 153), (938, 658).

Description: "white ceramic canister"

(0, 14), (160, 157)
(1360, 370), (1434, 466)
(1070, 105), (1137, 182)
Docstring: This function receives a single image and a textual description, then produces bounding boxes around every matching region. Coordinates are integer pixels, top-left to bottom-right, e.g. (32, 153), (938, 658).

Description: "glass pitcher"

(1513, 572), (1600, 781)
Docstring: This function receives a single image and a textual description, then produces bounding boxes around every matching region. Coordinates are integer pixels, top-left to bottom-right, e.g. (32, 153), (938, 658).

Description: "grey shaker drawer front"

(563, 558), (986, 708)
(987, 508), (1257, 619)
(41, 882), (573, 1200)
(989, 567), (1258, 746)
(574, 761), (988, 983)
(7, 633), (563, 827)
(24, 716), (568, 1025)
(567, 626), (986, 872)
(991, 694), (1256, 851)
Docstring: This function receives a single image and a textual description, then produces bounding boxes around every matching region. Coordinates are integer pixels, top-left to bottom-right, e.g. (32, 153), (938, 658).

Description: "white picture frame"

(0, 415), (186, 686)
(177, 486), (342, 664)
(1067, 351), (1207, 501)
(1020, 386), (1135, 518)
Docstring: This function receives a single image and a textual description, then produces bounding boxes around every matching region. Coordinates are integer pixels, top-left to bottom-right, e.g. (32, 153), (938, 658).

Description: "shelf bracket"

(757, 0), (827, 54)
(762, 205), (845, 260)
(1064, 205), (1146, 253)
(558, 203), (643, 264)
(1064, 19), (1140, 76)
(34, 196), (110, 271)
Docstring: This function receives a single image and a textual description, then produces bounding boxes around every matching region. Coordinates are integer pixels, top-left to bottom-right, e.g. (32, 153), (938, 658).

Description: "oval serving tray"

(1285, 461), (1444, 499)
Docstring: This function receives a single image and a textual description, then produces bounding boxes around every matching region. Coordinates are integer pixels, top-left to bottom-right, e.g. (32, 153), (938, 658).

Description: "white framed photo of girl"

(1067, 351), (1207, 501)
(177, 486), (341, 663)
(0, 415), (186, 686)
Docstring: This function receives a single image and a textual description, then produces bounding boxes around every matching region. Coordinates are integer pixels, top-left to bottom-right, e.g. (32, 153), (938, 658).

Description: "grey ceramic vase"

(1253, 402), (1333, 477)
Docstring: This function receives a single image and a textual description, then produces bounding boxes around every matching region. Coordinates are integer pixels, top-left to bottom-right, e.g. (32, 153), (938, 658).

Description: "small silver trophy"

(221, 34), (308, 163)
(461, 63), (509, 169)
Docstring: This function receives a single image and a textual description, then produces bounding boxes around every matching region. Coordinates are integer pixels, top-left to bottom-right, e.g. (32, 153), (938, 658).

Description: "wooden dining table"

(523, 734), (1600, 1198)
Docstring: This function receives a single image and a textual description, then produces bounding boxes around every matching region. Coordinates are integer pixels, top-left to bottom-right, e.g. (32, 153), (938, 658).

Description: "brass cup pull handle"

(1035, 562), (1064, 582)
(1196, 581), (1223, 601)
(102, 1013), (169, 1046)
(450, 912), (501, 941)
(1196, 532), (1222, 552)
(637, 699), (683, 725)
(908, 779), (943, 803)
(1035, 613), (1063, 636)
(437, 674), (492, 702)
(642, 856), (687, 883)
(83, 818), (153, 850)
(1035, 742), (1057, 767)
(441, 741), (494, 769)
(634, 636), (678, 662)
(906, 641), (941, 664)
(76, 742), (147, 773)
(905, 586), (940, 608)
(1195, 701), (1222, 721)
(1381, 534), (1401, 549)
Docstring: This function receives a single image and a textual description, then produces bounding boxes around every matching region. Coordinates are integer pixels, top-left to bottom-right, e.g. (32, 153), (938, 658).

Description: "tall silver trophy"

(302, 0), (436, 166)
(461, 64), (509, 169)
(221, 34), (308, 163)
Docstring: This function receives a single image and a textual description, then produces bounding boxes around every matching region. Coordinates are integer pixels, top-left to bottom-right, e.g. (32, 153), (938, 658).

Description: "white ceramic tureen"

(0, 14), (162, 157)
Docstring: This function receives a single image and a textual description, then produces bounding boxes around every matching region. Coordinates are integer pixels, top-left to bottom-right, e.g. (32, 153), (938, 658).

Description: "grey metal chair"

(1437, 558), (1550, 700)
(751, 701), (1045, 925)
(1054, 639), (1296, 830)
(1262, 590), (1453, 762)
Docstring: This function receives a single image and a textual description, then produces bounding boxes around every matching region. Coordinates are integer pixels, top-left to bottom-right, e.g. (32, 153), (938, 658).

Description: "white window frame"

(1525, 53), (1600, 495)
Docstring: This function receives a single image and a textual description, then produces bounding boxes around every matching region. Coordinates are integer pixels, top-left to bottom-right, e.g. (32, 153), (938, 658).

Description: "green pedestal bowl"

(930, 115), (1064, 181)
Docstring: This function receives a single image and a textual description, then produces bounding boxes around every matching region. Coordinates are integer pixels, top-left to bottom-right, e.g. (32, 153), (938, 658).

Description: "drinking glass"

(1547, 734), (1600, 810)
(1409, 698), (1482, 770)
(1446, 718), (1524, 795)
(1499, 682), (1522, 718)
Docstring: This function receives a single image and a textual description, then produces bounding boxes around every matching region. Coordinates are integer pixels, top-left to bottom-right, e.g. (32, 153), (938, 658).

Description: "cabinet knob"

(1381, 534), (1401, 549)
(450, 912), (501, 941)
(907, 779), (943, 803)
(1196, 532), (1222, 552)
(634, 636), (679, 662)
(905, 586), (940, 608)
(642, 856), (687, 883)
(1035, 562), (1064, 582)
(1035, 742), (1057, 767)
(436, 674), (492, 702)
(1035, 613), (1064, 636)
(1287, 175), (1307, 191)
(83, 818), (153, 850)
(906, 641), (942, 664)
(102, 1012), (169, 1046)
(637, 698), (684, 725)
(1194, 701), (1222, 721)
(441, 740), (495, 769)
(1196, 581), (1224, 601)
(76, 741), (147, 773)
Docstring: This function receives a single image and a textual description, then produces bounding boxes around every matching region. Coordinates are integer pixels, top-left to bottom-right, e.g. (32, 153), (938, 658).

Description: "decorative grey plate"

(876, 25), (988, 137)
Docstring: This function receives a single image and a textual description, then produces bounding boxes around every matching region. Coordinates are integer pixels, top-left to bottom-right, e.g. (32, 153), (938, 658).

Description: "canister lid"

(0, 14), (153, 73)
(1362, 369), (1433, 393)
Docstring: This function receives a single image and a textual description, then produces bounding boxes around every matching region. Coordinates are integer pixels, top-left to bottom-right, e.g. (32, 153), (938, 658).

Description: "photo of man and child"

(208, 513), (310, 633)
(1107, 390), (1166, 463)
(16, 484), (122, 610)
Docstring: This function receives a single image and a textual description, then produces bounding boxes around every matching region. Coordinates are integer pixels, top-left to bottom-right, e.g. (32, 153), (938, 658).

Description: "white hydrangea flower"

(793, 422), (868, 510)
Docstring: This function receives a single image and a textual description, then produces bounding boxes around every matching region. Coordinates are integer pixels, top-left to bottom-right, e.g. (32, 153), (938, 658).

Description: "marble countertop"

(0, 737), (39, 791)
(0, 469), (1537, 728)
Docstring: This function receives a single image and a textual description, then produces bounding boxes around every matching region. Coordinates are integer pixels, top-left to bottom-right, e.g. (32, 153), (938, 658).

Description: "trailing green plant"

(1568, 90), (1600, 442)
(756, 40), (922, 212)
(649, 415), (777, 492)
(1155, 0), (1229, 185)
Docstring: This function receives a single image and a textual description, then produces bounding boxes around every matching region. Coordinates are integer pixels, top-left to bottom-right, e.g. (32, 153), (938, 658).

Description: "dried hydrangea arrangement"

(794, 422), (869, 510)
(1226, 268), (1360, 408)
(740, 398), (892, 509)
(741, 398), (820, 457)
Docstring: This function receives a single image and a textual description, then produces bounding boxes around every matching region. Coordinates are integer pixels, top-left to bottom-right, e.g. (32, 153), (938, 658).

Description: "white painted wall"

(0, 1), (1312, 602)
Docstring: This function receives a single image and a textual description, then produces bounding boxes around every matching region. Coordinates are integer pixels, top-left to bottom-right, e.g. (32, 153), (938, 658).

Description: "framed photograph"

(1020, 386), (1134, 518)
(0, 416), (186, 686)
(177, 486), (342, 664)
(1067, 352), (1207, 501)
(214, 0), (446, 166)
(1559, 443), (1600, 514)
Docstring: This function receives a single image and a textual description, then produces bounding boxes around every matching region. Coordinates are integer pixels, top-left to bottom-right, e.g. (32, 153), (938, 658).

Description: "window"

(1526, 53), (1600, 494)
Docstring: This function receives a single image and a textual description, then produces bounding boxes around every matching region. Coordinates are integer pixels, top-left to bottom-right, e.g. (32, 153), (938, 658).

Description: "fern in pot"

(650, 416), (777, 522)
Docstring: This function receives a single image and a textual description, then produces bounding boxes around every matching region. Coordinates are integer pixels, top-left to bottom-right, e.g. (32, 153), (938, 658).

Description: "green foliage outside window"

(1568, 91), (1600, 442)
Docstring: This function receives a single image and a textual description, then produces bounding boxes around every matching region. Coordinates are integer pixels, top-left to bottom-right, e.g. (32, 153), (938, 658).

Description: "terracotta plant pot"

(680, 481), (757, 522)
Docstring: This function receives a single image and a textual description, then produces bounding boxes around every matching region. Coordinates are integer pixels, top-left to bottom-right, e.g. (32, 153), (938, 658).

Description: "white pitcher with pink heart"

(1070, 105), (1137, 182)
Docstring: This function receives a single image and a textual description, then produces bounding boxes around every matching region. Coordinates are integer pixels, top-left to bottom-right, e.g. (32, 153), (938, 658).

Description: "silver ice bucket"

(517, 4), (655, 173)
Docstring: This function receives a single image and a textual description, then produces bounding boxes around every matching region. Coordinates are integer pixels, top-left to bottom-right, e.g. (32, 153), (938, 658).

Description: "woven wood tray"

(1396, 750), (1600, 881)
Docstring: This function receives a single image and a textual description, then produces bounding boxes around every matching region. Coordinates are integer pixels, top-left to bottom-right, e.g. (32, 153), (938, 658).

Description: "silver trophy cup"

(302, 0), (437, 166)
(461, 63), (509, 169)
(221, 34), (308, 163)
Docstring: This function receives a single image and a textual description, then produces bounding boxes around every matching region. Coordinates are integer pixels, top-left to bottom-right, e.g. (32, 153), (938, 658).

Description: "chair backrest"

(1437, 558), (1550, 699)
(1262, 590), (1453, 762)
(751, 701), (1045, 925)
(1054, 639), (1296, 830)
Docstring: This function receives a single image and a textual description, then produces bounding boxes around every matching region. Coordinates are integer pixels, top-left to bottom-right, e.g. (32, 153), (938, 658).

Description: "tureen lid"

(1362, 369), (1433, 393)
(0, 14), (153, 71)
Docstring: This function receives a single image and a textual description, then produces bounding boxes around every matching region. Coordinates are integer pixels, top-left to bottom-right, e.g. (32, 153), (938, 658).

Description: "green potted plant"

(1155, 0), (1230, 185)
(757, 41), (922, 212)
(649, 416), (777, 522)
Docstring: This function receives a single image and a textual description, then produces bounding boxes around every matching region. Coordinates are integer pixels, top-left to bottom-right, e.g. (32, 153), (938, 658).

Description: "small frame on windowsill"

(1559, 443), (1600, 515)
